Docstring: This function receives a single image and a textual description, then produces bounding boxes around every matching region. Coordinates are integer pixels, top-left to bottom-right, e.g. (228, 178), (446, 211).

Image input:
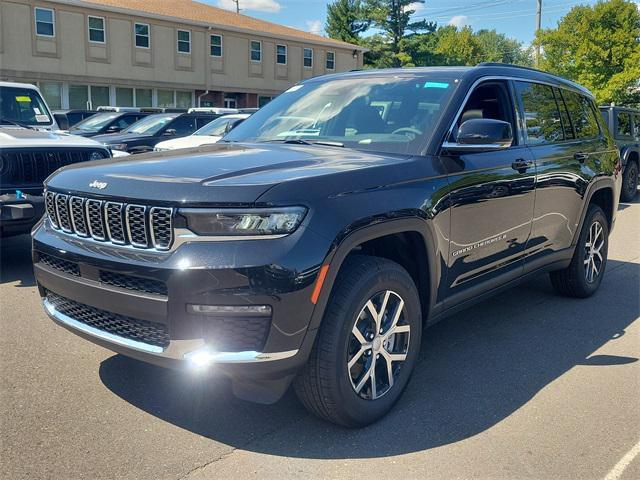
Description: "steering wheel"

(391, 127), (422, 137)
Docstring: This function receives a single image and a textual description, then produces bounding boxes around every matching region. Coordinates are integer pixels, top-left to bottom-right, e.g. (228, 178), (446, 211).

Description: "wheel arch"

(573, 178), (617, 246)
(307, 217), (441, 334)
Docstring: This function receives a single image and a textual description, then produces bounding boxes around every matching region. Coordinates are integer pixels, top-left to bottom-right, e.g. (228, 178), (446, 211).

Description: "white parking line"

(604, 440), (640, 480)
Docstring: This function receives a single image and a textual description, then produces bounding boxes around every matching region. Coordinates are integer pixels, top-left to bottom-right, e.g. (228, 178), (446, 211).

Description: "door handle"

(574, 152), (589, 163)
(511, 159), (534, 172)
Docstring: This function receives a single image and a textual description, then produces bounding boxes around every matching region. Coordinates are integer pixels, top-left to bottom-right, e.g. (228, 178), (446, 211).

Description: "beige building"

(0, 0), (365, 110)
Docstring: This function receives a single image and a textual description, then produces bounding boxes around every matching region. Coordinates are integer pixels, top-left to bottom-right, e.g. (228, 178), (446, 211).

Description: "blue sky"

(207, 0), (632, 46)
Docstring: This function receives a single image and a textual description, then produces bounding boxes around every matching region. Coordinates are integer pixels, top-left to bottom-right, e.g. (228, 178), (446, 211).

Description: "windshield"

(0, 87), (53, 126)
(194, 116), (240, 137)
(224, 74), (459, 155)
(123, 114), (177, 135)
(70, 112), (119, 132)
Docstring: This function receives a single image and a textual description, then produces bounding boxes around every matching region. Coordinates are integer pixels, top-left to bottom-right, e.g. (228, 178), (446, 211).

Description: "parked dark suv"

(92, 112), (220, 154)
(68, 111), (149, 137)
(32, 64), (621, 427)
(599, 106), (639, 201)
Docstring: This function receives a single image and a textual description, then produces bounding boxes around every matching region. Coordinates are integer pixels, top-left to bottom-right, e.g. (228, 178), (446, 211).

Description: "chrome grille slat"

(150, 207), (173, 250)
(126, 205), (149, 248)
(55, 194), (73, 232)
(105, 202), (126, 244)
(69, 196), (88, 237)
(45, 191), (173, 251)
(45, 191), (59, 229)
(86, 199), (106, 241)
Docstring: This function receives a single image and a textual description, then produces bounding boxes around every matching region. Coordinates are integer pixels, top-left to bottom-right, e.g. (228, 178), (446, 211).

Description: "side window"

(562, 91), (600, 139)
(121, 115), (140, 128)
(616, 112), (632, 137)
(168, 116), (197, 135)
(452, 81), (516, 143)
(196, 117), (215, 129)
(515, 81), (564, 145)
(634, 115), (640, 140)
(554, 88), (575, 140)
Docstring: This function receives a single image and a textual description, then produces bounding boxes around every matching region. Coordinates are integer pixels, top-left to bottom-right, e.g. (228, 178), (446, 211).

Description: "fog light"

(187, 304), (271, 317)
(184, 348), (216, 369)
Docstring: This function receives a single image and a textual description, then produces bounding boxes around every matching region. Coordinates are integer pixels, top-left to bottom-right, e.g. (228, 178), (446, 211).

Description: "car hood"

(0, 127), (106, 148)
(45, 143), (409, 205)
(155, 135), (222, 150)
(91, 132), (152, 144)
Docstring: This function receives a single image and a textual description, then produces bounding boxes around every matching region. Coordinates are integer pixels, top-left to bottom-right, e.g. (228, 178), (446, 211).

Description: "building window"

(136, 89), (152, 107)
(116, 87), (134, 107)
(210, 34), (222, 57)
(303, 48), (313, 68)
(176, 91), (193, 109)
(224, 97), (237, 109)
(276, 44), (287, 65)
(157, 90), (174, 107)
(88, 16), (105, 43)
(40, 82), (62, 110)
(135, 23), (150, 48)
(258, 96), (273, 108)
(250, 41), (262, 62)
(69, 85), (89, 109)
(326, 51), (335, 70)
(35, 8), (55, 37)
(91, 86), (110, 108)
(177, 30), (191, 54)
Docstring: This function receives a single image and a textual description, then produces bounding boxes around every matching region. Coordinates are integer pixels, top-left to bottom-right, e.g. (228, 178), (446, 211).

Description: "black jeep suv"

(32, 64), (621, 427)
(599, 106), (639, 201)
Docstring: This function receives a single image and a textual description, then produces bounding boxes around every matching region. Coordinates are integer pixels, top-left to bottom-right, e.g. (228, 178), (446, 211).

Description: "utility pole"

(535, 0), (542, 67)
(233, 0), (240, 13)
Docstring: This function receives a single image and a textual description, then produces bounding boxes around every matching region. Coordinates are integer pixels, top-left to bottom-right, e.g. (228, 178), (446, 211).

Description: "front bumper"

(0, 193), (45, 236)
(33, 219), (330, 402)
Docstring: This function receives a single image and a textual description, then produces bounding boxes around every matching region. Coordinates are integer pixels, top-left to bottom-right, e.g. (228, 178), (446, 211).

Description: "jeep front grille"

(45, 192), (174, 250)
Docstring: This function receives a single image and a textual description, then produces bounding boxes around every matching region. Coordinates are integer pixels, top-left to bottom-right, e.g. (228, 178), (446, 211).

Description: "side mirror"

(443, 119), (513, 152)
(163, 128), (177, 136)
(106, 125), (121, 133)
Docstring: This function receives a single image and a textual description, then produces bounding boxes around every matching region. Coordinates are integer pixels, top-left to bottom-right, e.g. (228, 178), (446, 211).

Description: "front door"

(441, 80), (537, 304)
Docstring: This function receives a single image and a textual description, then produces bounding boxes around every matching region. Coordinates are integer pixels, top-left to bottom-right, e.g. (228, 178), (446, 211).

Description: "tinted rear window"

(515, 81), (564, 145)
(562, 91), (600, 139)
(617, 112), (632, 137)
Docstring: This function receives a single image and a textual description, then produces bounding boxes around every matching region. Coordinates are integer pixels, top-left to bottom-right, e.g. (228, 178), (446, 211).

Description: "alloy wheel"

(584, 220), (605, 283)
(347, 290), (411, 400)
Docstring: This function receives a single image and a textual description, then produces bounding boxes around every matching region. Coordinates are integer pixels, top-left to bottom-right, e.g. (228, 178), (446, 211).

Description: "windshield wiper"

(0, 119), (36, 130)
(260, 139), (344, 147)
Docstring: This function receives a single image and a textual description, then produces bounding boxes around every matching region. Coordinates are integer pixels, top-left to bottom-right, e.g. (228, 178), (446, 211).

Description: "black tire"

(550, 205), (609, 298)
(294, 256), (422, 427)
(620, 160), (638, 202)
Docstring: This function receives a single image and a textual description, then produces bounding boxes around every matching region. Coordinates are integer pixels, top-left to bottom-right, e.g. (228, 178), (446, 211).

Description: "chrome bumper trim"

(43, 298), (299, 363)
(44, 298), (164, 354)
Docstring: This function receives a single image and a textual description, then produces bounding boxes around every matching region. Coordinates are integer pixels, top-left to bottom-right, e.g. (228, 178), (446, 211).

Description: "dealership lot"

(0, 198), (638, 480)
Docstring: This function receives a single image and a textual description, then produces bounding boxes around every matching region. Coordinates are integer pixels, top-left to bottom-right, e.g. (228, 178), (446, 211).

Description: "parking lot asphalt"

(1, 198), (638, 480)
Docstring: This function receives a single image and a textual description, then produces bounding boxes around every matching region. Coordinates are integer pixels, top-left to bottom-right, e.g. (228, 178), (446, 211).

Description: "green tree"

(536, 0), (640, 105)
(474, 29), (532, 66)
(326, 0), (369, 44)
(364, 0), (436, 67)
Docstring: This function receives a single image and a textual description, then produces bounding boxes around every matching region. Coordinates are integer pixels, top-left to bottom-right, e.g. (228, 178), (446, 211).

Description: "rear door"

(516, 82), (606, 270)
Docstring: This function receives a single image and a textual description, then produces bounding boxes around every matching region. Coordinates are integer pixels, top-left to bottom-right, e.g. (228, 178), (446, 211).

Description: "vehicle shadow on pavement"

(0, 234), (36, 287)
(99, 258), (639, 459)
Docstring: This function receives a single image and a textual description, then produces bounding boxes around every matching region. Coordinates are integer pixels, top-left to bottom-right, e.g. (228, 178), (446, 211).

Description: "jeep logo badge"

(89, 180), (108, 190)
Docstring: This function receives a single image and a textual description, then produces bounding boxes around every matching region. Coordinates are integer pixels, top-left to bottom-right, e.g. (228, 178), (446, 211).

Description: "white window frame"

(303, 48), (313, 69)
(177, 29), (191, 54)
(224, 97), (238, 109)
(276, 44), (287, 65)
(326, 51), (335, 70)
(210, 34), (222, 57)
(134, 23), (150, 49)
(87, 16), (106, 44)
(34, 7), (55, 38)
(250, 40), (262, 63)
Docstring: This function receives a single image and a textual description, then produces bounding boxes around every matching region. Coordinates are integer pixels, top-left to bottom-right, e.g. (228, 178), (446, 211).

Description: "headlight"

(179, 207), (307, 237)
(89, 150), (108, 161)
(110, 143), (127, 151)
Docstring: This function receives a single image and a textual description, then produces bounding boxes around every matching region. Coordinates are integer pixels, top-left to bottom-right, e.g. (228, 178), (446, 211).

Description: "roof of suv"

(311, 63), (594, 98)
